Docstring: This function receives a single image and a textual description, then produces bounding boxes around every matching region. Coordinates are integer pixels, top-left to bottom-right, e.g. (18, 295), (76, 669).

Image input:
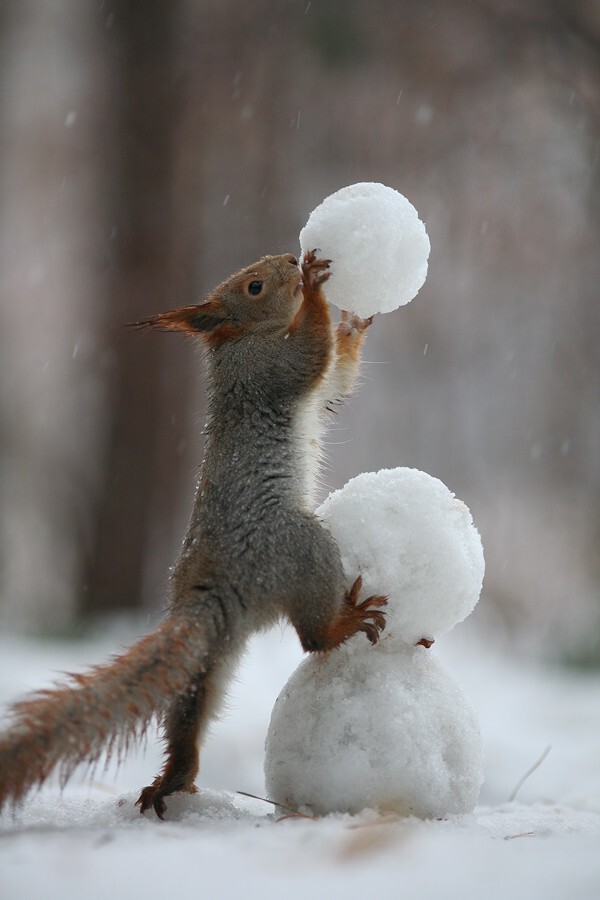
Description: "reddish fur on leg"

(136, 673), (208, 819)
(289, 250), (331, 337)
(335, 310), (372, 366)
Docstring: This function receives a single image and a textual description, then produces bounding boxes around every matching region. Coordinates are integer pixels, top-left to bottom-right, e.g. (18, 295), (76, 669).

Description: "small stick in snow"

(236, 790), (316, 820)
(508, 744), (552, 802)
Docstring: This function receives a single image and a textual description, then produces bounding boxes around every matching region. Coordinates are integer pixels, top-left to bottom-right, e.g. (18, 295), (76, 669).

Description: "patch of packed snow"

(299, 182), (430, 317)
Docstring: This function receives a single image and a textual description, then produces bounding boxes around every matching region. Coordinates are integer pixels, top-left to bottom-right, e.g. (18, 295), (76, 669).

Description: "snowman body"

(265, 641), (483, 818)
(264, 468), (485, 819)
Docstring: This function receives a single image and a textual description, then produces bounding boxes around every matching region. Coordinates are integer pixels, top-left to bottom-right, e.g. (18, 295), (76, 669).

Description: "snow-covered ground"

(1, 620), (600, 900)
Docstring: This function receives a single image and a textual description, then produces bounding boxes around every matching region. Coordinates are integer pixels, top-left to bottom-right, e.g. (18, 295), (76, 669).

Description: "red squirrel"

(0, 250), (386, 819)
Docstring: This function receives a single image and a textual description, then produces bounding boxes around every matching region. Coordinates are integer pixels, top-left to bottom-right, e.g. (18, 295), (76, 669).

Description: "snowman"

(264, 467), (485, 818)
(263, 186), (485, 819)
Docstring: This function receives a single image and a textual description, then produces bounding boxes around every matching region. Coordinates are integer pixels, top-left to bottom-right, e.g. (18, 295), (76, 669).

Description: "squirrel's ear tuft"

(129, 301), (228, 335)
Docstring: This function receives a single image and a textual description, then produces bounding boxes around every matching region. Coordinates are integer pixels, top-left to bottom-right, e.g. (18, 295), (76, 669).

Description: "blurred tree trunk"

(0, 0), (113, 631)
(81, 0), (194, 616)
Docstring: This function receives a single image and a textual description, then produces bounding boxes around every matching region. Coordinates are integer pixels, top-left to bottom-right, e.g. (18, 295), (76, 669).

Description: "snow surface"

(1, 628), (599, 900)
(316, 467), (485, 646)
(299, 182), (430, 317)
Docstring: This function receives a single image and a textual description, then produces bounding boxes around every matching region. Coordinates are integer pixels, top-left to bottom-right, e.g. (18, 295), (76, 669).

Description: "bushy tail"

(0, 614), (211, 811)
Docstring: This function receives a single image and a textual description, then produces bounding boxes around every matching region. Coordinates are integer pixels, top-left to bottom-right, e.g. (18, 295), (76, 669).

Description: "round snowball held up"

(264, 467), (485, 819)
(299, 182), (430, 318)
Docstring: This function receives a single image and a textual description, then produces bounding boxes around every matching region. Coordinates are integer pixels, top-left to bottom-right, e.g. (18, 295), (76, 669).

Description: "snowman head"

(316, 467), (485, 650)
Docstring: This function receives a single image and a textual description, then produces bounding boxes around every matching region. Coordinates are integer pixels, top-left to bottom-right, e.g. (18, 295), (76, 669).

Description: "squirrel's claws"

(301, 249), (332, 290)
(306, 576), (388, 651)
(136, 785), (163, 818)
(154, 798), (167, 820)
(345, 575), (387, 645)
(136, 776), (199, 819)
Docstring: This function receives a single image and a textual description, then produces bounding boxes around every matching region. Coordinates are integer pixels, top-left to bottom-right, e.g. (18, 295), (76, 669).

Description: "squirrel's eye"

(247, 280), (263, 296)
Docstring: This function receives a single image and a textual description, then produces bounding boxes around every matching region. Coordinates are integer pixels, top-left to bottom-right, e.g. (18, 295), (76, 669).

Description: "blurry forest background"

(0, 0), (598, 664)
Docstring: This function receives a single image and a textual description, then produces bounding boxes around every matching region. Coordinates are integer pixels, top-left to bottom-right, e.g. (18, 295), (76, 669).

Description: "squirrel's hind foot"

(136, 779), (198, 820)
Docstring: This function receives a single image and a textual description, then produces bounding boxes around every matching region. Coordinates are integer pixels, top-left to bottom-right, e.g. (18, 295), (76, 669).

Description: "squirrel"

(0, 249), (386, 819)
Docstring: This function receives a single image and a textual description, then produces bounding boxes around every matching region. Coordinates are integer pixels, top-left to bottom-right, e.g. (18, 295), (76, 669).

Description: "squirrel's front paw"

(301, 249), (331, 290)
(337, 310), (374, 337)
(343, 575), (387, 645)
(304, 576), (387, 652)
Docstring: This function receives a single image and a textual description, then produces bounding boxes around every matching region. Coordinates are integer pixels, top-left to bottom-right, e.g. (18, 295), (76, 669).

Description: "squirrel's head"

(132, 253), (303, 345)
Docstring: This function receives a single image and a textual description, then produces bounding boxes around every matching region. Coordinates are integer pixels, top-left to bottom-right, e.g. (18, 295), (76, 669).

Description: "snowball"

(299, 182), (430, 317)
(264, 641), (483, 818)
(316, 468), (484, 647)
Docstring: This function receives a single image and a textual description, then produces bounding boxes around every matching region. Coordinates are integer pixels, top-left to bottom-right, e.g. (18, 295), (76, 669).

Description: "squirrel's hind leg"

(136, 673), (206, 819)
(136, 656), (235, 819)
